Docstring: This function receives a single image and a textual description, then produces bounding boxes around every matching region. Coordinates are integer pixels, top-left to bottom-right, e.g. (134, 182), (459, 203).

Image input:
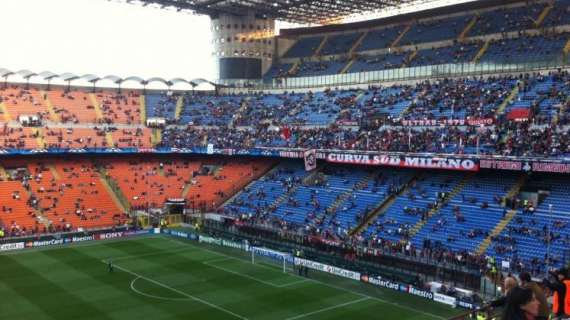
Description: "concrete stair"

(0, 165), (8, 180)
(34, 128), (46, 149)
(348, 31), (368, 56)
(504, 175), (528, 201)
(496, 85), (519, 116)
(0, 102), (11, 122)
(229, 99), (249, 127)
(313, 35), (329, 57)
(48, 164), (60, 180)
(459, 16), (478, 41)
(563, 38), (570, 56)
(476, 210), (517, 255)
(105, 132), (115, 148)
(472, 39), (491, 63)
(139, 95), (146, 124)
(350, 173), (421, 236)
(404, 49), (418, 67)
(535, 4), (554, 28)
(88, 93), (104, 121)
(41, 90), (61, 122)
(390, 24), (412, 49)
(270, 167), (321, 211)
(151, 128), (162, 147)
(218, 163), (280, 209)
(97, 166), (130, 213)
(406, 173), (473, 240)
(324, 172), (375, 215)
(339, 58), (356, 74)
(475, 175), (526, 255)
(22, 184), (50, 228)
(175, 95), (184, 121)
(288, 61), (301, 75)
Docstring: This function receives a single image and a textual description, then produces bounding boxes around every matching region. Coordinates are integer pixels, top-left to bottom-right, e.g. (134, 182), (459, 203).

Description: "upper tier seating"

(293, 59), (348, 77)
(357, 25), (404, 52)
(480, 33), (568, 63)
(400, 15), (472, 45)
(47, 90), (98, 123)
(349, 52), (409, 73)
(469, 3), (545, 36)
(284, 36), (324, 58)
(0, 87), (50, 121)
(410, 42), (480, 66)
(320, 32), (363, 56)
(1, 126), (41, 150)
(543, 0), (570, 27)
(96, 91), (141, 125)
(179, 95), (242, 126)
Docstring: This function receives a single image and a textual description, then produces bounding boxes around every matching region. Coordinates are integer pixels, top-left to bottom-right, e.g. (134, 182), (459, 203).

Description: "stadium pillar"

(210, 12), (275, 86)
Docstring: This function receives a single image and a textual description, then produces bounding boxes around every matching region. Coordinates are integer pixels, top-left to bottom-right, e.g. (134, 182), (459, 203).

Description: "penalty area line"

(284, 297), (370, 320)
(102, 260), (249, 320)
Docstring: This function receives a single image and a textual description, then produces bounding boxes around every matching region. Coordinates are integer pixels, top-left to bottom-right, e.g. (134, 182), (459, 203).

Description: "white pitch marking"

(104, 261), (249, 320)
(168, 237), (447, 320)
(284, 297), (370, 320)
(203, 260), (307, 288)
(130, 277), (189, 301)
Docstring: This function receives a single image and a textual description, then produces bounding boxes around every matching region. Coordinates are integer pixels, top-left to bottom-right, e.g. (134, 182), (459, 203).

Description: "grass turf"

(0, 235), (464, 319)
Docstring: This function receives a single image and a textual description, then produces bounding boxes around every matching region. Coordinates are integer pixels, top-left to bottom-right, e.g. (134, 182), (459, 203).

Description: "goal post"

(250, 246), (294, 273)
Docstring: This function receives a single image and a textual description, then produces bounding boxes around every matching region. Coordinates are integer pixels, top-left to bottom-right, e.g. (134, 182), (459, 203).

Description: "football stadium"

(1, 0), (570, 319)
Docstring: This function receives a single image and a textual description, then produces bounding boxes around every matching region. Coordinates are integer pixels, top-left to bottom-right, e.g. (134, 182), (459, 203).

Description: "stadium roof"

(123, 0), (447, 24)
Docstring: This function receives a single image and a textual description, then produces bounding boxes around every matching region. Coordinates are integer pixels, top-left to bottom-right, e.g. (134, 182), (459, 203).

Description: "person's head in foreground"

(502, 286), (539, 320)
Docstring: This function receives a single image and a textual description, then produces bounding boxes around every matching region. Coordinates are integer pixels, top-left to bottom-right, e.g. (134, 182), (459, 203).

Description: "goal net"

(250, 246), (295, 273)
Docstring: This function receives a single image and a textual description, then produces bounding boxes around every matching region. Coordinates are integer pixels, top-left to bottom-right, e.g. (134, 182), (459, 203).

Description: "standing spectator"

(502, 286), (540, 320)
(518, 272), (549, 320)
(490, 275), (519, 308)
(543, 268), (569, 319)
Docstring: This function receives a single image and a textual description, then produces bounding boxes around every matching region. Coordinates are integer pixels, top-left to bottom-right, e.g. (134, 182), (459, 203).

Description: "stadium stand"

(283, 35), (325, 58)
(0, 87), (50, 122)
(399, 15), (472, 45)
(1, 0), (569, 291)
(262, 0), (570, 81)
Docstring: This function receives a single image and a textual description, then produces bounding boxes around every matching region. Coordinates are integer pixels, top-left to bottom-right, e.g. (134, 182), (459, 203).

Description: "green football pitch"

(0, 235), (464, 319)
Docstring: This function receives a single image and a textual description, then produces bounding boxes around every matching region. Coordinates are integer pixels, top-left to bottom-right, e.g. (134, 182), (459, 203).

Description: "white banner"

(31, 239), (64, 247)
(252, 247), (293, 263)
(0, 242), (25, 252)
(434, 293), (457, 307)
(294, 257), (360, 280)
(198, 235), (222, 246)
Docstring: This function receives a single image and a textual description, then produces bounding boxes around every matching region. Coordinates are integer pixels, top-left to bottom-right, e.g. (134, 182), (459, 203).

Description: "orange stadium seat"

(44, 127), (108, 149)
(96, 91), (141, 125)
(0, 86), (50, 121)
(47, 89), (98, 124)
(0, 126), (40, 150)
(111, 128), (152, 148)
(26, 160), (125, 231)
(0, 180), (40, 234)
(103, 158), (200, 208)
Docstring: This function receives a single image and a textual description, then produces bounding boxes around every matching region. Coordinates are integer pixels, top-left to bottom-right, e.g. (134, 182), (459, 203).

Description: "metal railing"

(222, 56), (567, 91)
